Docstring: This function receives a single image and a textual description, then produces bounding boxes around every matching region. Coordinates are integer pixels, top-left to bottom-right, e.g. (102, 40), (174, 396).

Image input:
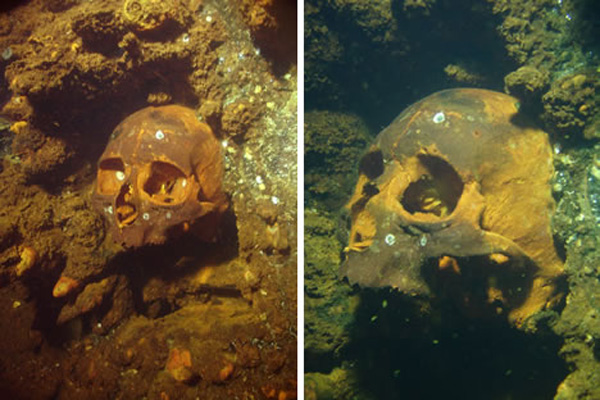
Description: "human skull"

(342, 89), (563, 325)
(92, 105), (228, 247)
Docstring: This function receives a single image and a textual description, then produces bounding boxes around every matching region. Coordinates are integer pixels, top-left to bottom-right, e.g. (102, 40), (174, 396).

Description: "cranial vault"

(342, 89), (564, 326)
(92, 105), (228, 247)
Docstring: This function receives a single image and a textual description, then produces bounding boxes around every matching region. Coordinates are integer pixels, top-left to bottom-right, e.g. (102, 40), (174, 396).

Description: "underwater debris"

(343, 88), (564, 326)
(444, 63), (485, 85)
(218, 362), (235, 381)
(56, 276), (118, 324)
(52, 275), (80, 298)
(15, 245), (36, 276)
(1, 46), (12, 60)
(92, 105), (228, 247)
(166, 347), (194, 383)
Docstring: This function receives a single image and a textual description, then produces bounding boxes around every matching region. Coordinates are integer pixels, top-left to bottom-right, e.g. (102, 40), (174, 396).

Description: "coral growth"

(304, 111), (370, 210)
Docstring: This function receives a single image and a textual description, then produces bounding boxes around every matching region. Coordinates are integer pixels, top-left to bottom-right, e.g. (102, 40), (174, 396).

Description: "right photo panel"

(304, 1), (600, 399)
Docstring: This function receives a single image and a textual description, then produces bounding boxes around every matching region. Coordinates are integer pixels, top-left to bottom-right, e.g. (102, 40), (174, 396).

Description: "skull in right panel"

(342, 88), (564, 326)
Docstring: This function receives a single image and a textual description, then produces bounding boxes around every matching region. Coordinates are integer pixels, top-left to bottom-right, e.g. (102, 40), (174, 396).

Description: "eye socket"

(359, 150), (384, 180)
(143, 161), (190, 205)
(97, 158), (125, 195)
(400, 155), (463, 217)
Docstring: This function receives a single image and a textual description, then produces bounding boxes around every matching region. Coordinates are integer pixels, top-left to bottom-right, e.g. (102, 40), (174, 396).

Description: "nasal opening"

(116, 183), (138, 227)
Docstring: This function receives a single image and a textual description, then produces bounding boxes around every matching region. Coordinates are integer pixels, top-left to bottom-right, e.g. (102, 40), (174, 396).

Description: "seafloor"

(0, 0), (297, 399)
(305, 0), (600, 399)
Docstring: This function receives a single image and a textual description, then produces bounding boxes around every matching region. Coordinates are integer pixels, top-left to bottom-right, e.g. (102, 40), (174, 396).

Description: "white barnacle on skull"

(384, 233), (396, 246)
(432, 112), (445, 124)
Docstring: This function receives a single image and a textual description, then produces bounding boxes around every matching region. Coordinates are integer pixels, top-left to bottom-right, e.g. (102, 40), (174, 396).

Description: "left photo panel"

(0, 0), (297, 398)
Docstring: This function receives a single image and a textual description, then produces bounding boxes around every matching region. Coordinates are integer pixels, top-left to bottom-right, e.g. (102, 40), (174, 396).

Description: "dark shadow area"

(422, 255), (535, 321)
(347, 288), (568, 400)
(570, 0), (600, 54)
(509, 109), (547, 130)
(25, 256), (69, 345)
(305, 0), (515, 131)
(123, 225), (240, 318)
(71, 11), (126, 57)
(26, 208), (238, 346)
(304, 344), (338, 376)
(0, 0), (28, 13)
(252, 0), (297, 77)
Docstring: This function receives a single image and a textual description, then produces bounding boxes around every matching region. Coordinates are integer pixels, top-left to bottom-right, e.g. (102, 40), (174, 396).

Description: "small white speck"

(384, 233), (396, 246)
(218, 56), (225, 64)
(255, 48), (260, 55)
(97, 323), (102, 329)
(165, 212), (172, 219)
(419, 235), (428, 247)
(565, 13), (572, 21)
(115, 171), (125, 181)
(222, 140), (228, 148)
(553, 143), (561, 154)
(271, 196), (279, 205)
(255, 176), (263, 184)
(105, 206), (114, 215)
(142, 213), (150, 220)
(206, 15), (212, 23)
(182, 34), (190, 43)
(238, 52), (245, 60)
(181, 179), (187, 187)
(155, 129), (165, 140)
(432, 112), (445, 124)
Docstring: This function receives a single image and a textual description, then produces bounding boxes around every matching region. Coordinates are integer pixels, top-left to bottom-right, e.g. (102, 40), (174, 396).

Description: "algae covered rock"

(305, 110), (370, 210)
